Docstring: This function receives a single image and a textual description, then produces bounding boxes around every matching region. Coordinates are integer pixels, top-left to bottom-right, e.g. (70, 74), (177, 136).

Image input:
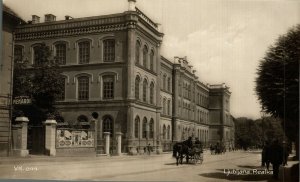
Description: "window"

(103, 75), (114, 99)
(163, 125), (166, 140)
(167, 100), (171, 115)
(167, 77), (171, 92)
(135, 41), (140, 64)
(163, 75), (166, 90)
(135, 76), (140, 100)
(150, 50), (154, 71)
(143, 79), (148, 102)
(103, 116), (113, 136)
(78, 41), (90, 64)
(103, 39), (115, 62)
(78, 76), (89, 100)
(149, 119), (154, 138)
(163, 98), (166, 114)
(14, 45), (23, 63)
(142, 117), (147, 138)
(57, 77), (65, 101)
(150, 82), (154, 104)
(33, 45), (40, 65)
(143, 45), (148, 68)
(167, 125), (170, 140)
(55, 43), (66, 65)
(135, 116), (140, 138)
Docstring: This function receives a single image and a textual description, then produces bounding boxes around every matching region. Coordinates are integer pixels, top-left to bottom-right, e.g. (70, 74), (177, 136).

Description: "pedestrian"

(262, 141), (271, 169)
(269, 139), (283, 180)
(147, 143), (151, 155)
(282, 141), (290, 166)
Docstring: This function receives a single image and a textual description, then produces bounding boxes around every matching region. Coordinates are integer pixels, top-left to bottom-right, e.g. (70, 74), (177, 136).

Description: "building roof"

(3, 4), (26, 24)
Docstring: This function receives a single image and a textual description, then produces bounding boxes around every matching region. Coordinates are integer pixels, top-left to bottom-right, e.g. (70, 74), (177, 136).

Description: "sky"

(3, 0), (300, 119)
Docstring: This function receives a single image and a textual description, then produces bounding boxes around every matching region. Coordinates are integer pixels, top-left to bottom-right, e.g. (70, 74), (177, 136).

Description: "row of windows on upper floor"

(58, 75), (116, 101)
(161, 98), (172, 116)
(180, 127), (209, 142)
(14, 39), (116, 65)
(161, 74), (172, 93)
(135, 40), (156, 73)
(178, 107), (209, 124)
(57, 74), (158, 104)
(14, 39), (157, 72)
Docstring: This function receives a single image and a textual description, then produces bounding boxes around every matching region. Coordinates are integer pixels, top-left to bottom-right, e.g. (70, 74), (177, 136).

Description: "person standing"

(269, 139), (283, 180)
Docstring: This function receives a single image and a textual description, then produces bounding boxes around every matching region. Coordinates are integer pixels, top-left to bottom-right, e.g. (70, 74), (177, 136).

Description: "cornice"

(15, 22), (134, 41)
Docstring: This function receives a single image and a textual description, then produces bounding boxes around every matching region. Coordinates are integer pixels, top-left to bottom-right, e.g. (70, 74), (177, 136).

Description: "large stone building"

(12, 0), (234, 155)
(0, 5), (25, 156)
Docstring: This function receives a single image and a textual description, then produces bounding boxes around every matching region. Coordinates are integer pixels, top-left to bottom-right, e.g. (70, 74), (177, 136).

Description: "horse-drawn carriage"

(173, 142), (204, 165)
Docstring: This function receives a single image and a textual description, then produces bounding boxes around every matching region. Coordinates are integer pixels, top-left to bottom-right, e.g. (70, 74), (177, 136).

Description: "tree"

(234, 117), (262, 150)
(256, 25), (299, 158)
(13, 42), (64, 125)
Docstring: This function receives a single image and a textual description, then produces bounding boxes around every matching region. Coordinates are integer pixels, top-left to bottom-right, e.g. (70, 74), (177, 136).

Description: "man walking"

(269, 139), (283, 180)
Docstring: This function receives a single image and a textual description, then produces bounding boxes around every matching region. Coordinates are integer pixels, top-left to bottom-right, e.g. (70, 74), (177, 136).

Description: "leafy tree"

(234, 117), (262, 150)
(13, 43), (64, 125)
(256, 25), (299, 158)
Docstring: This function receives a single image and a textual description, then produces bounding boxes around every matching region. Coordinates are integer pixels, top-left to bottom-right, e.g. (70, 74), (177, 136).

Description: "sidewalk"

(0, 152), (172, 165)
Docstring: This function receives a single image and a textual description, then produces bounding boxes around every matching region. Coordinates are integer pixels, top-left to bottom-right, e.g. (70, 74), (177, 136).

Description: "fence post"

(115, 132), (122, 155)
(103, 132), (110, 155)
(44, 119), (57, 156)
(12, 116), (29, 157)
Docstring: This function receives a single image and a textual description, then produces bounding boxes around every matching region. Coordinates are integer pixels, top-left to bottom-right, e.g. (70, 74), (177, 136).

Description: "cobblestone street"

(0, 150), (282, 182)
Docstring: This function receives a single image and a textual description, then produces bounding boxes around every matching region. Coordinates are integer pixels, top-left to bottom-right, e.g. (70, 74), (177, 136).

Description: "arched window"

(32, 44), (43, 65)
(78, 76), (89, 100)
(135, 76), (140, 100)
(103, 39), (115, 62)
(150, 50), (154, 71)
(143, 45), (148, 68)
(103, 115), (113, 136)
(163, 98), (166, 114)
(167, 77), (171, 92)
(149, 119), (154, 138)
(78, 41), (90, 64)
(55, 43), (66, 65)
(167, 125), (170, 140)
(134, 116), (140, 138)
(143, 79), (148, 102)
(150, 82), (154, 104)
(163, 124), (166, 140)
(102, 75), (114, 99)
(167, 100), (171, 115)
(163, 75), (167, 90)
(135, 40), (141, 64)
(142, 117), (147, 138)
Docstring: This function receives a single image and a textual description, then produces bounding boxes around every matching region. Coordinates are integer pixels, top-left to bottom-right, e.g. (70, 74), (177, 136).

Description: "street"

(0, 150), (279, 182)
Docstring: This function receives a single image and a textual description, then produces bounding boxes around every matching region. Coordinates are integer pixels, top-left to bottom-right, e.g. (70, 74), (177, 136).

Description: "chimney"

(128, 0), (136, 11)
(45, 14), (56, 22)
(65, 15), (73, 20)
(32, 15), (40, 24)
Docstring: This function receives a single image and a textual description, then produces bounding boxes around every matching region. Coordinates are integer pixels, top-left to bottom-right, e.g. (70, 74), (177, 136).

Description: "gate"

(27, 125), (45, 154)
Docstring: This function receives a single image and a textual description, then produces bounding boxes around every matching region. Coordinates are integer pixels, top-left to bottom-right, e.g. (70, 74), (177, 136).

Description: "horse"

(173, 142), (190, 165)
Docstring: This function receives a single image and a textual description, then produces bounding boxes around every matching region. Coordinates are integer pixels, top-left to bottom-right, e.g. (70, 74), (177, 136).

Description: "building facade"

(0, 5), (25, 156)
(12, 0), (234, 154)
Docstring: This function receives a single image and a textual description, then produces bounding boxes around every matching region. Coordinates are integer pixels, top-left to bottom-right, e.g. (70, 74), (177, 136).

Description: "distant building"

(12, 0), (234, 154)
(0, 4), (25, 156)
